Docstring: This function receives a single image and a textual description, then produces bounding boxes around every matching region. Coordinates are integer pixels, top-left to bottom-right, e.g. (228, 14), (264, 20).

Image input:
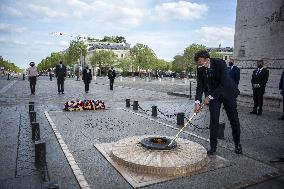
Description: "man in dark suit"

(250, 60), (269, 115)
(278, 70), (284, 120)
(195, 65), (209, 100)
(108, 67), (116, 90)
(55, 61), (67, 94)
(228, 59), (240, 87)
(194, 50), (242, 155)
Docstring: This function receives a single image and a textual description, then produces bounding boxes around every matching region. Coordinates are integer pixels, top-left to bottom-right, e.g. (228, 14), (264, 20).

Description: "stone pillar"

(234, 0), (284, 112)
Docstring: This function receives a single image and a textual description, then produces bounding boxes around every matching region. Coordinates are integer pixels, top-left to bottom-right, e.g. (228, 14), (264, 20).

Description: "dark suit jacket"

(279, 70), (284, 91)
(228, 66), (240, 86)
(195, 58), (239, 102)
(82, 69), (92, 83)
(108, 69), (116, 80)
(55, 64), (67, 80)
(195, 66), (208, 101)
(251, 68), (269, 91)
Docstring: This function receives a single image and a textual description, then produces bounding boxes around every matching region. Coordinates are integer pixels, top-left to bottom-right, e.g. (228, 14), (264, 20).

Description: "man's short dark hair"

(194, 50), (210, 62)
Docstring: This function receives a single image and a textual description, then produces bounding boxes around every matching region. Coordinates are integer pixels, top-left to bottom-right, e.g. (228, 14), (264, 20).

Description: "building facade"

(234, 0), (284, 112)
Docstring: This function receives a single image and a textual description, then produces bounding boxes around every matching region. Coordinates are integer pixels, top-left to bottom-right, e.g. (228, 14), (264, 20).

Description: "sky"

(0, 0), (237, 68)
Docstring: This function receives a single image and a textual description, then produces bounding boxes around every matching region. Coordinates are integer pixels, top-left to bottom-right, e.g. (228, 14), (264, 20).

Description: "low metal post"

(152, 106), (157, 117)
(126, 99), (130, 108)
(7, 73), (10, 80)
(31, 122), (40, 141)
(35, 141), (46, 166)
(189, 81), (192, 99)
(177, 112), (185, 126)
(29, 103), (34, 112)
(133, 100), (138, 111)
(29, 111), (36, 123)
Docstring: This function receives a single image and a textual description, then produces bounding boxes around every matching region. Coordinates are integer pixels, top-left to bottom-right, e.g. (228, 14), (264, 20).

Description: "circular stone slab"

(111, 135), (208, 176)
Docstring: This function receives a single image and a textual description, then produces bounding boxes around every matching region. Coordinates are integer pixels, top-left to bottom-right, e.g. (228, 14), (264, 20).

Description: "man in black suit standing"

(250, 60), (269, 115)
(228, 59), (240, 87)
(108, 67), (116, 90)
(194, 50), (242, 155)
(55, 61), (67, 94)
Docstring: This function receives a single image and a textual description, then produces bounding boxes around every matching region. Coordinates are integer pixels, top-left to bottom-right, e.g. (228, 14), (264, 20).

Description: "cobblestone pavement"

(0, 76), (283, 189)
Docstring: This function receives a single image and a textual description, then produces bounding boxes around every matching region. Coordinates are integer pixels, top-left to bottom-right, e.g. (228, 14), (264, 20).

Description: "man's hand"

(205, 96), (210, 105)
(194, 103), (201, 113)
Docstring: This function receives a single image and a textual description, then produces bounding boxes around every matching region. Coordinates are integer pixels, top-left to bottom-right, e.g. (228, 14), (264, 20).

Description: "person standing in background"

(26, 62), (38, 95)
(55, 61), (67, 94)
(82, 65), (92, 93)
(108, 67), (116, 90)
(250, 60), (269, 116)
(228, 59), (240, 87)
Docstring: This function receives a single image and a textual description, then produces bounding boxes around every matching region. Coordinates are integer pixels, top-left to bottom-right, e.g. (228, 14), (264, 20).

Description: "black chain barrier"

(138, 104), (152, 113)
(157, 108), (177, 118)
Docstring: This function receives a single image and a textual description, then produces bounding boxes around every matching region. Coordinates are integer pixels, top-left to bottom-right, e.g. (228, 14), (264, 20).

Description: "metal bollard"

(35, 141), (46, 166)
(177, 112), (185, 126)
(218, 122), (225, 139)
(29, 111), (36, 123)
(126, 99), (130, 107)
(7, 73), (10, 80)
(23, 74), (25, 80)
(31, 122), (40, 141)
(29, 103), (34, 112)
(189, 81), (192, 99)
(151, 106), (157, 117)
(133, 100), (138, 110)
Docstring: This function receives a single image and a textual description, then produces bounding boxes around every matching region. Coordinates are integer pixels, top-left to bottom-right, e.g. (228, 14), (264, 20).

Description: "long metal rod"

(168, 103), (205, 146)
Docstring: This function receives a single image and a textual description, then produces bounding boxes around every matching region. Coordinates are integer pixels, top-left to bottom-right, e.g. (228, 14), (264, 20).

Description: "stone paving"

(0, 76), (283, 189)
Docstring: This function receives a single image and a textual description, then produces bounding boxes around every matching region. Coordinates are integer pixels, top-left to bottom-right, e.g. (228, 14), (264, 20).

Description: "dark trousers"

(29, 76), (37, 94)
(57, 79), (64, 93)
(252, 88), (265, 111)
(110, 79), (114, 90)
(85, 83), (89, 92)
(209, 96), (241, 148)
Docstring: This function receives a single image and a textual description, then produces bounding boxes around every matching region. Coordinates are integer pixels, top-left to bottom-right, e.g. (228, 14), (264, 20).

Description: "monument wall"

(234, 0), (284, 112)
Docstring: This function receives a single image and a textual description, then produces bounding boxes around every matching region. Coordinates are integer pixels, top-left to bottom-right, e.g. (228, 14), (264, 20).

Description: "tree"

(90, 50), (116, 76)
(171, 55), (184, 73)
(183, 43), (206, 73)
(130, 43), (157, 76)
(209, 49), (223, 59)
(117, 58), (132, 75)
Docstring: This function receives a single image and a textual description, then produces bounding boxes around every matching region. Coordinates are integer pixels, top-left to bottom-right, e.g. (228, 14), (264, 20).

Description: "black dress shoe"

(250, 111), (257, 114)
(207, 147), (217, 155)
(62, 92), (64, 94)
(235, 144), (242, 154)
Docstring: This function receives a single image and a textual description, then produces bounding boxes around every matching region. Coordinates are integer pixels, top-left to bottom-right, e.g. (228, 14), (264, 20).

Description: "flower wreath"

(64, 99), (105, 111)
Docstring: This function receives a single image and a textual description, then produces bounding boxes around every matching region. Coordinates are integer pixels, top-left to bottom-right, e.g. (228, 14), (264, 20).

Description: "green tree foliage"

(209, 49), (223, 59)
(152, 59), (171, 72)
(67, 40), (87, 66)
(130, 43), (157, 75)
(117, 58), (132, 73)
(100, 36), (126, 43)
(0, 56), (22, 73)
(90, 50), (116, 76)
(171, 55), (184, 73)
(183, 43), (206, 72)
